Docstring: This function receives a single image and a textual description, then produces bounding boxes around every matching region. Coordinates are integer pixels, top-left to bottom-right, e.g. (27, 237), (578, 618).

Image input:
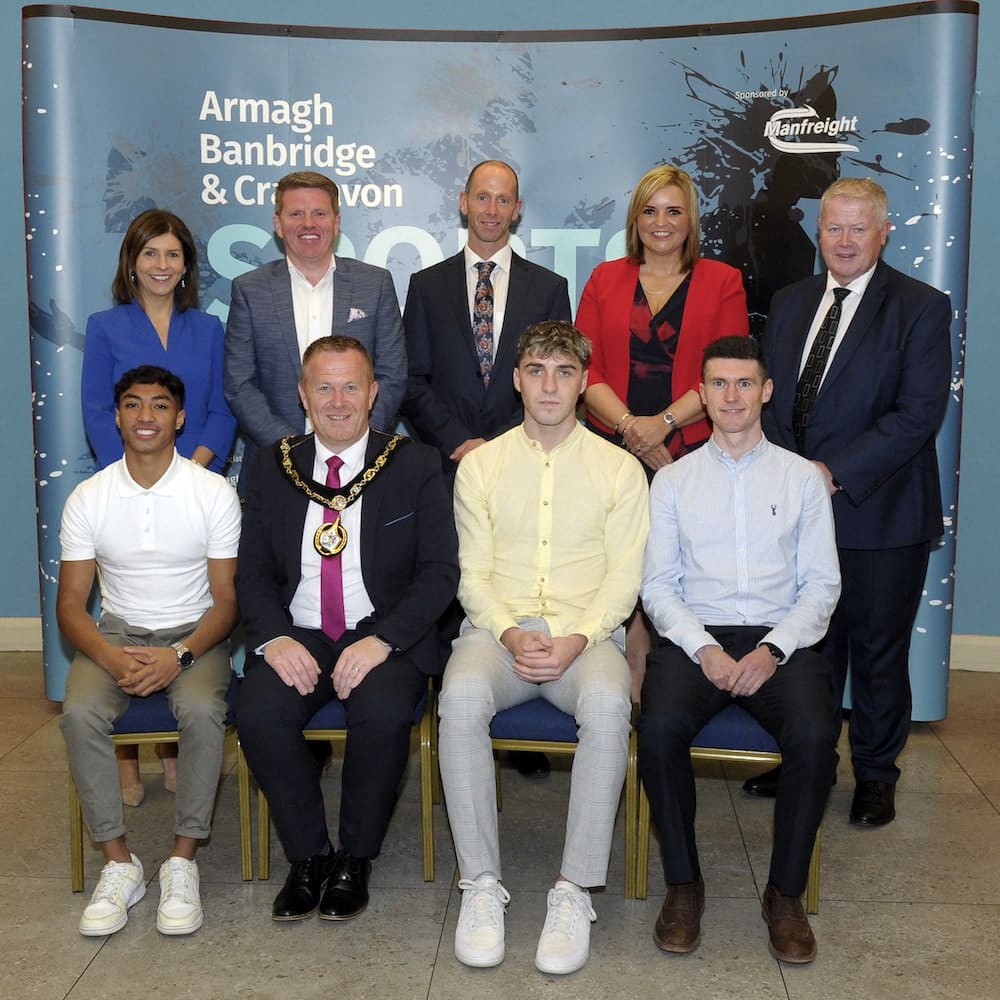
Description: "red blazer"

(576, 257), (749, 444)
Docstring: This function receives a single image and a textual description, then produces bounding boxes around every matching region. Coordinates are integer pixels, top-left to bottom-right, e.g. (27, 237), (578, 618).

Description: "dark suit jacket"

(235, 430), (458, 675)
(400, 250), (571, 467)
(224, 256), (406, 481)
(761, 260), (951, 550)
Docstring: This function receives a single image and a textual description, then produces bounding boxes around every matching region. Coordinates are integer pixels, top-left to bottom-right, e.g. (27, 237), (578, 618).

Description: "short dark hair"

(114, 365), (186, 407)
(112, 209), (199, 311)
(701, 336), (767, 379)
(274, 171), (340, 215)
(300, 335), (374, 380)
(516, 320), (591, 368)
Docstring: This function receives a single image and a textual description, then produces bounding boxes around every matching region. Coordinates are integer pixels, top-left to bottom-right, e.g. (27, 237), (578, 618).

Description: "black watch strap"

(762, 642), (785, 662)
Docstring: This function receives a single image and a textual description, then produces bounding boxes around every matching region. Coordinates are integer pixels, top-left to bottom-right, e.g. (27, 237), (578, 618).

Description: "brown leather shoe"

(761, 884), (816, 963)
(653, 879), (704, 953)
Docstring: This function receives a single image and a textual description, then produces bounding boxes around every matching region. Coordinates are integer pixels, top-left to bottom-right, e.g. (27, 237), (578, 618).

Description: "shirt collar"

(314, 431), (370, 478)
(114, 450), (183, 497)
(706, 432), (769, 467)
(464, 243), (513, 274)
(287, 256), (336, 286)
(825, 260), (877, 298)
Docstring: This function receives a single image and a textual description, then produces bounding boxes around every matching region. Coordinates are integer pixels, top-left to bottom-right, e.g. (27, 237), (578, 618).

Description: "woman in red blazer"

(577, 165), (749, 476)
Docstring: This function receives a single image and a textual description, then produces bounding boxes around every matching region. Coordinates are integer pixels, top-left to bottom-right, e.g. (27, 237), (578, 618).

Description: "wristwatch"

(662, 410), (677, 430)
(761, 642), (785, 663)
(171, 642), (195, 670)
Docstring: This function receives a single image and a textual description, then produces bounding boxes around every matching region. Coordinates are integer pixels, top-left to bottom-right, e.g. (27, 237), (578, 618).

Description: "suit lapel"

(817, 262), (888, 399)
(332, 255), (352, 335)
(445, 253), (477, 360)
(284, 436), (315, 589)
(270, 262), (302, 374)
(492, 253), (528, 388)
(358, 431), (389, 581)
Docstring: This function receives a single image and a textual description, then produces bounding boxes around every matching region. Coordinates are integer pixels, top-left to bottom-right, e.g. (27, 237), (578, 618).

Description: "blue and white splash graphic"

(23, 7), (977, 701)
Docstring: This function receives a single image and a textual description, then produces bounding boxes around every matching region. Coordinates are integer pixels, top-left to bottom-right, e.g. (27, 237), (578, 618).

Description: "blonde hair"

(625, 165), (701, 269)
(819, 177), (888, 226)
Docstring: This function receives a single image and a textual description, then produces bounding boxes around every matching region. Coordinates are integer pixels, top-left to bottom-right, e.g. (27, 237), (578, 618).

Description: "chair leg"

(257, 786), (271, 881)
(635, 784), (650, 900)
(68, 775), (85, 893)
(806, 829), (821, 914)
(624, 728), (638, 899)
(236, 741), (254, 882)
(420, 703), (435, 882)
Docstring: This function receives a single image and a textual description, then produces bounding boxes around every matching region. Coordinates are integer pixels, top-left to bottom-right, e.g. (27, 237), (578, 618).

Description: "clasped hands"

(114, 645), (181, 697)
(263, 634), (390, 698)
(696, 643), (778, 698)
(619, 414), (673, 471)
(500, 627), (587, 683)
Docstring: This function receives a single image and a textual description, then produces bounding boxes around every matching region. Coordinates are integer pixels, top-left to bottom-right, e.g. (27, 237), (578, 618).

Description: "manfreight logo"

(763, 106), (859, 154)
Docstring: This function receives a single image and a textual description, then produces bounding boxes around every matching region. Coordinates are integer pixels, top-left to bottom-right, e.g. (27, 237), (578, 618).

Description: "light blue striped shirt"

(642, 434), (840, 662)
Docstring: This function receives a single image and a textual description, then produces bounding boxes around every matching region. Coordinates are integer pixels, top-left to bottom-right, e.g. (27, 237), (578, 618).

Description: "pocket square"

(348, 307), (368, 322)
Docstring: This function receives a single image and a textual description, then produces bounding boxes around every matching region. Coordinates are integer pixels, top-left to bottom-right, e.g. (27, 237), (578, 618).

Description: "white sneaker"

(79, 854), (145, 936)
(535, 880), (597, 975)
(454, 875), (510, 968)
(156, 857), (203, 935)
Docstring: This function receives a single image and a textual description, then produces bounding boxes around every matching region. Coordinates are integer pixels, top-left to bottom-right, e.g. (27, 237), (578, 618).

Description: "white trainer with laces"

(454, 875), (511, 968)
(535, 879), (597, 975)
(79, 853), (146, 936)
(156, 856), (203, 935)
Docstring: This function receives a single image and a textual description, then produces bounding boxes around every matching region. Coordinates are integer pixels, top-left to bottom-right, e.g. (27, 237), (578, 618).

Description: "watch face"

(179, 650), (195, 667)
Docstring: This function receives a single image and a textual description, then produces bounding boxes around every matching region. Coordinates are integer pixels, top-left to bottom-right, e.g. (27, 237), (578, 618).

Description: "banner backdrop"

(23, 4), (977, 704)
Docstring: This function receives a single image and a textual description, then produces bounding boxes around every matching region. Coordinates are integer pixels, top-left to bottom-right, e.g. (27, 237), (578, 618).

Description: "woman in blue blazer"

(82, 209), (236, 474)
(81, 209), (237, 803)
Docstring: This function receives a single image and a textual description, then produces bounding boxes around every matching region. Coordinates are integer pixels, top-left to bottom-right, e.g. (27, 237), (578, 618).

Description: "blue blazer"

(82, 302), (236, 474)
(235, 430), (458, 676)
(224, 256), (406, 479)
(400, 250), (570, 469)
(761, 260), (951, 549)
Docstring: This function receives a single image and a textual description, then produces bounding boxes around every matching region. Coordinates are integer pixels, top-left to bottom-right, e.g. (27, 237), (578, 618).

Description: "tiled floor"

(2, 651), (998, 999)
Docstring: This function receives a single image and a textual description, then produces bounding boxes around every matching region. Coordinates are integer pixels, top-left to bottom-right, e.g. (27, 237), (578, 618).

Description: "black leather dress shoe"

(850, 780), (896, 826)
(509, 750), (551, 779)
(272, 853), (335, 921)
(742, 764), (782, 798)
(319, 849), (372, 920)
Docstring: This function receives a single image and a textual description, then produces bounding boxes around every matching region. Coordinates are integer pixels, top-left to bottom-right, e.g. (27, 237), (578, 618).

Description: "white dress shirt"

(463, 243), (513, 359)
(797, 263), (878, 384)
(288, 432), (375, 631)
(642, 434), (841, 662)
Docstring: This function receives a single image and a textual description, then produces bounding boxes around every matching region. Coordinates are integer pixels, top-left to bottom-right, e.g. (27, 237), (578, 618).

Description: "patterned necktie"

(793, 286), (851, 448)
(320, 454), (346, 642)
(473, 261), (497, 387)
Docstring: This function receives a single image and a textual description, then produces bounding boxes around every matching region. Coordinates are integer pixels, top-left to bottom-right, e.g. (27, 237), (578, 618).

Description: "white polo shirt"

(59, 451), (241, 630)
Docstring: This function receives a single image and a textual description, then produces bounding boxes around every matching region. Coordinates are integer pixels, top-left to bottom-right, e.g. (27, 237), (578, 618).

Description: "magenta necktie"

(473, 261), (497, 387)
(320, 454), (346, 641)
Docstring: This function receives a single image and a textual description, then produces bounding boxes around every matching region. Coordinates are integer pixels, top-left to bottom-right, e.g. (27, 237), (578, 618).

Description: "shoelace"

(458, 879), (510, 931)
(93, 862), (135, 902)
(543, 886), (596, 938)
(161, 860), (196, 902)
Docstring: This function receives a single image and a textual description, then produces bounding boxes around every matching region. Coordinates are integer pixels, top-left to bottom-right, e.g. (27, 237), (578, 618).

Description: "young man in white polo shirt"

(58, 364), (240, 937)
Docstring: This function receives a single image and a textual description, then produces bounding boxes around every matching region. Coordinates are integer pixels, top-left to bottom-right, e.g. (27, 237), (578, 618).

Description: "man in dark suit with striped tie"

(754, 177), (951, 827)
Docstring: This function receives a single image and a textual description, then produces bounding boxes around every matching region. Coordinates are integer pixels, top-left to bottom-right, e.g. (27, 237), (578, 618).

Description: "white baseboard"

(950, 634), (1000, 673)
(0, 617), (997, 671)
(0, 618), (42, 651)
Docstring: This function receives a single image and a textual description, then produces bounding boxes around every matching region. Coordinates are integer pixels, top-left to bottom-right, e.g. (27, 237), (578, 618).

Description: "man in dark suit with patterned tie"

(753, 177), (951, 827)
(235, 335), (458, 923)
(400, 160), (571, 483)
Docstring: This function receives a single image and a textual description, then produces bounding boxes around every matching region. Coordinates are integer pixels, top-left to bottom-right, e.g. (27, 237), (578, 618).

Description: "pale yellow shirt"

(454, 422), (649, 647)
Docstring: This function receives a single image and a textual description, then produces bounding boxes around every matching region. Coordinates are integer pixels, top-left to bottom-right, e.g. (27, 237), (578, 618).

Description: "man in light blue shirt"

(638, 335), (840, 965)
